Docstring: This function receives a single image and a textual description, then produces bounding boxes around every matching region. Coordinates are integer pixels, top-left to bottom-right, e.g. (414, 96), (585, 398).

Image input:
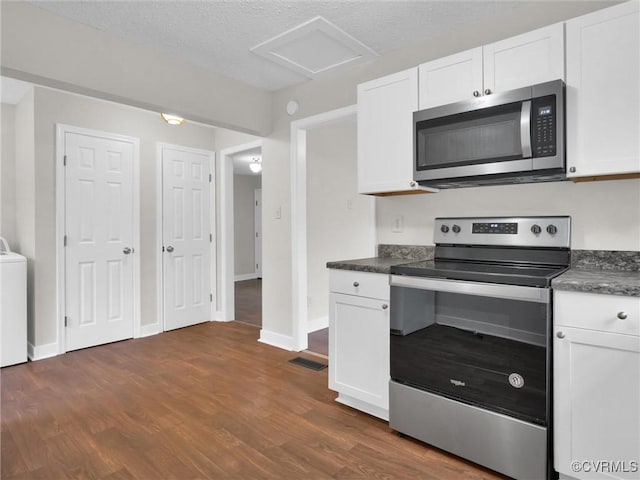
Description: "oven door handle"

(390, 275), (549, 303)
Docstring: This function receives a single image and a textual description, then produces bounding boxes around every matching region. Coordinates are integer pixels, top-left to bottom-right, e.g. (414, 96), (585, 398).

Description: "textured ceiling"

(29, 0), (531, 92)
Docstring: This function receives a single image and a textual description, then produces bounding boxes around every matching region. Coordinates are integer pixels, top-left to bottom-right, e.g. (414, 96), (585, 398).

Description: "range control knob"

(547, 225), (558, 235)
(440, 225), (450, 233)
(452, 225), (461, 233)
(531, 224), (542, 234)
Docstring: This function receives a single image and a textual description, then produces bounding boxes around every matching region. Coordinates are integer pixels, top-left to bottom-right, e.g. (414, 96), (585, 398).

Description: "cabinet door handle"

(556, 331), (565, 339)
(409, 181), (416, 187)
(382, 304), (389, 310)
(353, 281), (359, 287)
(484, 88), (492, 95)
(569, 166), (576, 173)
(617, 311), (628, 320)
(473, 90), (480, 97)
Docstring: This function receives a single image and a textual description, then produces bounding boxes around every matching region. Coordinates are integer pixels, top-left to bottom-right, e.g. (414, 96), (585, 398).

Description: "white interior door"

(65, 131), (135, 352)
(254, 188), (262, 278)
(162, 145), (212, 331)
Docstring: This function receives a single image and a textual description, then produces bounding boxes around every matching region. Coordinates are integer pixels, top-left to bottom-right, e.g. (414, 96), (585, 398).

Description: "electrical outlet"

(392, 215), (404, 233)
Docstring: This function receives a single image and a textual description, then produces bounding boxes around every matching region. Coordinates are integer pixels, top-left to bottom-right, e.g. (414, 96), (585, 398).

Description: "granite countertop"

(552, 250), (640, 297)
(552, 269), (640, 297)
(326, 257), (416, 274)
(327, 244), (435, 274)
(329, 247), (640, 296)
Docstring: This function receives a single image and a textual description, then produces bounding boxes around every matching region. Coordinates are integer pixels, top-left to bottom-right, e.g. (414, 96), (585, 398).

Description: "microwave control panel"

(532, 95), (556, 157)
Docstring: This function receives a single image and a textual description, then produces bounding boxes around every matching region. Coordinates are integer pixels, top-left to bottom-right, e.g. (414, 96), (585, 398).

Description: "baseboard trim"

(235, 273), (258, 282)
(258, 329), (295, 351)
(335, 393), (389, 421)
(27, 341), (59, 361)
(307, 316), (328, 334)
(138, 323), (162, 338)
(212, 310), (234, 322)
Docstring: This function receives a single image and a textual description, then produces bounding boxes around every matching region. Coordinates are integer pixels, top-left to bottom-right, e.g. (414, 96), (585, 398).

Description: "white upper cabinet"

(566, 1), (640, 178)
(357, 68), (436, 195)
(418, 47), (483, 110)
(419, 23), (565, 110)
(484, 23), (565, 94)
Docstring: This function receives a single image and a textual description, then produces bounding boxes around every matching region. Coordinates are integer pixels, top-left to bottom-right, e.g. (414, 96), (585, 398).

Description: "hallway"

(234, 279), (262, 328)
(233, 279), (328, 357)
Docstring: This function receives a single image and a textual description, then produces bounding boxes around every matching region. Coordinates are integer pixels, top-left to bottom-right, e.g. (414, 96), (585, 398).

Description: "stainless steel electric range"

(389, 216), (571, 480)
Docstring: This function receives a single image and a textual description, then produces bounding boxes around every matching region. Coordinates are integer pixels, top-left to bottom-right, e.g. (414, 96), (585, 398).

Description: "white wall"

(260, 1), (624, 341)
(234, 174), (261, 278)
(0, 2), (271, 136)
(0, 103), (17, 247)
(14, 90), (36, 343)
(377, 180), (640, 250)
(25, 86), (220, 347)
(306, 120), (375, 327)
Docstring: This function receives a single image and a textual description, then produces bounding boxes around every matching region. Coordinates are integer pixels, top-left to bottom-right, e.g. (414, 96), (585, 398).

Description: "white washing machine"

(0, 238), (27, 367)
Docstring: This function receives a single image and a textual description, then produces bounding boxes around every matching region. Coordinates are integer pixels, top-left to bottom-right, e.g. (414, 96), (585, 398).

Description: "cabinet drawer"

(555, 290), (640, 336)
(329, 269), (390, 300)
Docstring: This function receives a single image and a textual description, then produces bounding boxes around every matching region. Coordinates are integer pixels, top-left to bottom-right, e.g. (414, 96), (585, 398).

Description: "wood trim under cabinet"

(369, 189), (438, 197)
(571, 172), (640, 183)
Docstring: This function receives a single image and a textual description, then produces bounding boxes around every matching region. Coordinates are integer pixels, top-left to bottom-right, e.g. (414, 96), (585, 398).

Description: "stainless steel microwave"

(414, 80), (565, 188)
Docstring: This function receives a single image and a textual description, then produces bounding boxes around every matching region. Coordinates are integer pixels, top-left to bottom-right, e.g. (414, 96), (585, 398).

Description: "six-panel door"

(162, 146), (212, 331)
(65, 131), (135, 351)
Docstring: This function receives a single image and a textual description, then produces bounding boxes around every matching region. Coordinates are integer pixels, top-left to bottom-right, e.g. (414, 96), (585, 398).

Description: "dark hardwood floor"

(1, 322), (505, 479)
(307, 328), (329, 358)
(234, 279), (262, 327)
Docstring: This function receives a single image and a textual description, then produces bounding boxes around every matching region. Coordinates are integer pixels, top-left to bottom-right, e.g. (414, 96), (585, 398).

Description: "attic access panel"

(250, 16), (378, 78)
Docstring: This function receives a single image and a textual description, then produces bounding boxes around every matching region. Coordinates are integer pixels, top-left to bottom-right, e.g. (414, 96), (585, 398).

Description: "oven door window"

(390, 286), (549, 426)
(416, 102), (525, 170)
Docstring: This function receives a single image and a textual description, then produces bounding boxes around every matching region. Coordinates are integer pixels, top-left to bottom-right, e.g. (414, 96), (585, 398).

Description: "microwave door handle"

(520, 100), (532, 158)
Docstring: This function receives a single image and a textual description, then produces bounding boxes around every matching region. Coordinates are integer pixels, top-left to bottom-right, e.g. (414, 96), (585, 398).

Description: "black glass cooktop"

(391, 259), (568, 287)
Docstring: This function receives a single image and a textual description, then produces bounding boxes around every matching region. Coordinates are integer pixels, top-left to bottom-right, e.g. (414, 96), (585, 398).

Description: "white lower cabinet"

(329, 269), (390, 420)
(554, 290), (640, 480)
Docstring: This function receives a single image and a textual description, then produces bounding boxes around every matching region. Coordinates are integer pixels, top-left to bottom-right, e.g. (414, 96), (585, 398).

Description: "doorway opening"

(219, 140), (263, 326)
(290, 105), (376, 356)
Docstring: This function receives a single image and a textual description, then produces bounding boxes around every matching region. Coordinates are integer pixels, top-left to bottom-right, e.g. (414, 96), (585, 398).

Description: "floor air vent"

(289, 357), (327, 371)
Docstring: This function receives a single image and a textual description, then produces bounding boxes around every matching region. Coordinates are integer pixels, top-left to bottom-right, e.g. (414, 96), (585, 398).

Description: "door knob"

(123, 247), (132, 254)
(382, 304), (389, 310)
(166, 246), (174, 253)
(556, 331), (565, 339)
(617, 312), (628, 320)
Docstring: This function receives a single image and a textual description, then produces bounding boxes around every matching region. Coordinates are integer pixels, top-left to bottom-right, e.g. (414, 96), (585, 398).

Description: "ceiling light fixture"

(249, 157), (262, 173)
(161, 113), (185, 125)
